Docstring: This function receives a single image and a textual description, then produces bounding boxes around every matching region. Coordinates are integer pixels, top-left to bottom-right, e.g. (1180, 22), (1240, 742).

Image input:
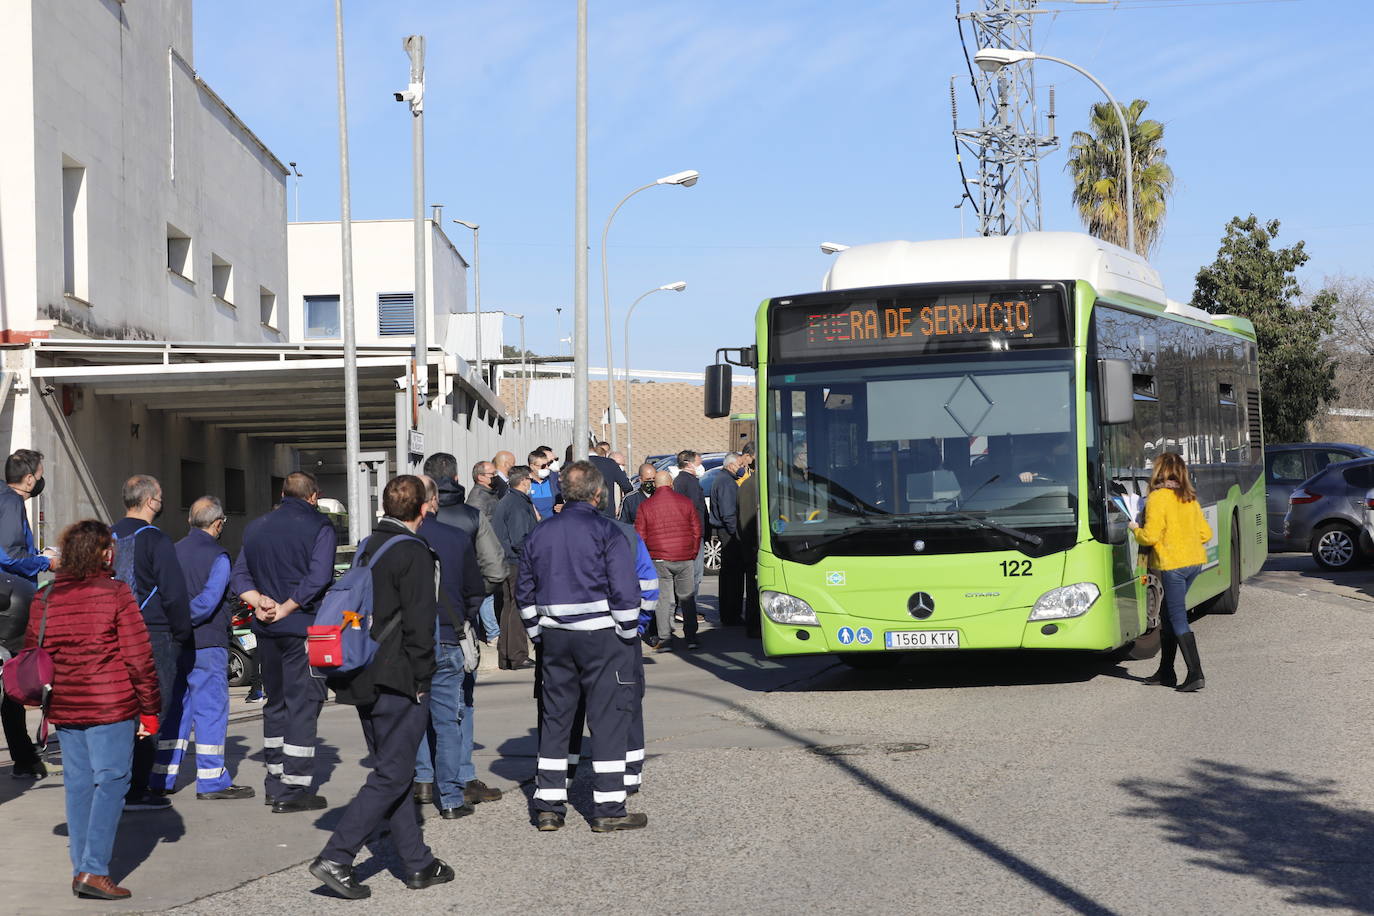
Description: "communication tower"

(951, 0), (1059, 237)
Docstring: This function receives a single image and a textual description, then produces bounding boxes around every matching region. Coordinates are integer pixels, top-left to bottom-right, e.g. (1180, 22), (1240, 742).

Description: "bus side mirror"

(704, 363), (732, 419)
(1098, 359), (1134, 425)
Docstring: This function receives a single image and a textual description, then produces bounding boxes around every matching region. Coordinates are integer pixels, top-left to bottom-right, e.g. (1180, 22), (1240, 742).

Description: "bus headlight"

(761, 591), (819, 626)
(1029, 582), (1100, 621)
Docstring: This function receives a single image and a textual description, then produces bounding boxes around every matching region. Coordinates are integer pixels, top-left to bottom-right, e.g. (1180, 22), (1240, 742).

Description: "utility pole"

(334, 0), (364, 543)
(951, 0), (1059, 236)
(572, 0), (589, 459)
(401, 35), (426, 466)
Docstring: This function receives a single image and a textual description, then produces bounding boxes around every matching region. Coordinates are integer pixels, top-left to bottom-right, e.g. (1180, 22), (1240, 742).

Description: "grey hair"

(188, 495), (224, 529)
(122, 475), (161, 510)
(723, 451), (742, 468)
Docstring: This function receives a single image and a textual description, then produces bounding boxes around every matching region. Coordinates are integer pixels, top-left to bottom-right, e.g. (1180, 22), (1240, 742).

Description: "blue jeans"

(1161, 565), (1201, 636)
(59, 719), (136, 875)
(478, 594), (500, 641)
(414, 642), (476, 808)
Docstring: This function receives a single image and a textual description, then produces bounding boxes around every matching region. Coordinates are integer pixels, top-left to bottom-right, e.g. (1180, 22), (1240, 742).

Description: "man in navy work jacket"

(0, 448), (55, 779)
(154, 496), (255, 800)
(710, 452), (746, 626)
(232, 472), (338, 813)
(310, 476), (453, 900)
(516, 460), (646, 833)
(113, 474), (193, 811)
(413, 475), (502, 819)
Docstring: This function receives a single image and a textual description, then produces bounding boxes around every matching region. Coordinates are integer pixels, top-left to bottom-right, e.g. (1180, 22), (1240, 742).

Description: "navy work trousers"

(129, 630), (184, 798)
(533, 628), (637, 819)
(322, 691), (433, 874)
(258, 634), (326, 802)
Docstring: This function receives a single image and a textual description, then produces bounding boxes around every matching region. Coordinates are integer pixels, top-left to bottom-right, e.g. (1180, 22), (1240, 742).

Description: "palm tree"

(1066, 98), (1174, 255)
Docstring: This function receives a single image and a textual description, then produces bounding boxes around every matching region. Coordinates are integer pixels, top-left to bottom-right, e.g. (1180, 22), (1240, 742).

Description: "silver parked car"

(1282, 457), (1374, 570)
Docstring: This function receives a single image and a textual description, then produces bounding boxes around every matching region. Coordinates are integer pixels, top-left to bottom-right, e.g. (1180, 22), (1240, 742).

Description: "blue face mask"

(734, 467), (747, 479)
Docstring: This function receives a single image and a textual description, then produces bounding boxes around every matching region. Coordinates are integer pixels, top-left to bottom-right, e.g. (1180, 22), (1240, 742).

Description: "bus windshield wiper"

(921, 511), (1044, 548)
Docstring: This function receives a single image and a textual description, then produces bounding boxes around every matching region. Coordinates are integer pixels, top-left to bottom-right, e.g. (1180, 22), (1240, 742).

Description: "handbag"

(1, 584), (55, 746)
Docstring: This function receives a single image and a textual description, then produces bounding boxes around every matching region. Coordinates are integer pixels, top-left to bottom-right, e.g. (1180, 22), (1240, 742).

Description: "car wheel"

(703, 533), (722, 576)
(228, 647), (251, 688)
(1312, 522), (1362, 570)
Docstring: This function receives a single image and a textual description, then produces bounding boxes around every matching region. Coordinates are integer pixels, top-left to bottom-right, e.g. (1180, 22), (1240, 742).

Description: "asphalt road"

(3, 561), (1372, 915)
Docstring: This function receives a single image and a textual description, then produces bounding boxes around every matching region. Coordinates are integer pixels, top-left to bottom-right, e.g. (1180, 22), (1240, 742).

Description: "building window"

(62, 156), (89, 301)
(167, 223), (192, 280)
(224, 467), (246, 514)
(377, 292), (415, 336)
(180, 458), (206, 510)
(211, 253), (233, 304)
(304, 294), (340, 339)
(260, 287), (278, 330)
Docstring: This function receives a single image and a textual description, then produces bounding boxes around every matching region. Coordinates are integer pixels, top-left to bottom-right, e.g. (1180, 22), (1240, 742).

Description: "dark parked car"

(1281, 457), (1374, 570)
(1265, 443), (1374, 550)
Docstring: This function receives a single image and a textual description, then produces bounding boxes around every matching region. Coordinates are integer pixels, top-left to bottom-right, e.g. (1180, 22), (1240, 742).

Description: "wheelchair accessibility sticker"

(836, 627), (856, 645)
(856, 627), (874, 645)
(825, 571), (847, 586)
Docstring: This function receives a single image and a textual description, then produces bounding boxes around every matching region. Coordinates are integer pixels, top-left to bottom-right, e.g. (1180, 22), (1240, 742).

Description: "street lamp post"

(973, 48), (1137, 255)
(622, 282), (686, 464)
(453, 219), (482, 384)
(600, 169), (698, 454)
(397, 36), (427, 461)
(505, 312), (527, 415)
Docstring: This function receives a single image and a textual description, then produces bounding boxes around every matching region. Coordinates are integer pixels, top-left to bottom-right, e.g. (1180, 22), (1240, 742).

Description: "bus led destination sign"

(771, 288), (1066, 360)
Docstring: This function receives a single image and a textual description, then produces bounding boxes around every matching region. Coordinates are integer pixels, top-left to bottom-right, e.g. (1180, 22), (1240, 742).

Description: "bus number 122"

(1000, 560), (1033, 577)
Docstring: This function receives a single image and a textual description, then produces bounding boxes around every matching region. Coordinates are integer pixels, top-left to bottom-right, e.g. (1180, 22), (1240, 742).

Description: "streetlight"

(819, 242), (850, 255)
(452, 219), (483, 383)
(973, 47), (1137, 255)
(623, 282), (687, 464)
(600, 169), (699, 455)
(288, 161), (303, 222)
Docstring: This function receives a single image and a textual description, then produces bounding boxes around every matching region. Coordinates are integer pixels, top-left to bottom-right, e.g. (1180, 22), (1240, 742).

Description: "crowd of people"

(0, 439), (762, 902)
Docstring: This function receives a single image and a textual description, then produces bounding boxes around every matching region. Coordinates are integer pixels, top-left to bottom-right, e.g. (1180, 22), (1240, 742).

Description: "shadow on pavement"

(1119, 760), (1374, 913)
(650, 680), (1124, 916)
(675, 625), (1123, 694)
(109, 806), (187, 883)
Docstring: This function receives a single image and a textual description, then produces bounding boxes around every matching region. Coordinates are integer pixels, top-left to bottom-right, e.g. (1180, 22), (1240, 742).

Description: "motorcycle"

(228, 599), (256, 688)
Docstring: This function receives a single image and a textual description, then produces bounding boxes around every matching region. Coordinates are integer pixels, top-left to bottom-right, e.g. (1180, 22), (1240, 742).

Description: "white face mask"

(537, 468), (549, 480)
(693, 464), (706, 478)
(617, 464), (626, 474)
(548, 460), (561, 472)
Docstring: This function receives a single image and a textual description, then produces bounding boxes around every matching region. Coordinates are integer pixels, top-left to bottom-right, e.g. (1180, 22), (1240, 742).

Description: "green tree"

(1066, 99), (1174, 254)
(1192, 215), (1337, 443)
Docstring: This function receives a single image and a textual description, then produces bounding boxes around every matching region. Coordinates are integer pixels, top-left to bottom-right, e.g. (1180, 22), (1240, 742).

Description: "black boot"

(1143, 626), (1177, 687)
(1175, 632), (1205, 692)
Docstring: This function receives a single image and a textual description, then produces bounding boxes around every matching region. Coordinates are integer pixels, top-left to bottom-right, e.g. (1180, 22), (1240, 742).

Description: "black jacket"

(418, 513), (485, 642)
(491, 488), (539, 565)
(330, 520), (438, 707)
(673, 471), (710, 543)
(589, 455), (633, 518)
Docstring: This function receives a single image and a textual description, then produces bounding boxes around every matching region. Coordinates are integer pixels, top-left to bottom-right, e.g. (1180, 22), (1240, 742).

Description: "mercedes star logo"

(913, 539), (926, 552)
(908, 592), (935, 620)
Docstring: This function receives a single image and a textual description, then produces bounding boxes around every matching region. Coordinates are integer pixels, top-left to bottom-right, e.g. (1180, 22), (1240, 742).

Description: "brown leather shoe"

(73, 873), (131, 900)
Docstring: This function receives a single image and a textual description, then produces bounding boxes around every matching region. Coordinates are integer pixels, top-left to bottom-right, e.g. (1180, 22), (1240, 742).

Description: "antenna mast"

(952, 0), (1059, 237)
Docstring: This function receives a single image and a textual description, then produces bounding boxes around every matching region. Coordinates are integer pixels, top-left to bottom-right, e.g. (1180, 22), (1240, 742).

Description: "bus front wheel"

(1201, 523), (1242, 615)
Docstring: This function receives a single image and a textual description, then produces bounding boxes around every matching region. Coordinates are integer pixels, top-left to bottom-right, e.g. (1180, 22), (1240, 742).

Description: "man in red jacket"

(635, 471), (702, 650)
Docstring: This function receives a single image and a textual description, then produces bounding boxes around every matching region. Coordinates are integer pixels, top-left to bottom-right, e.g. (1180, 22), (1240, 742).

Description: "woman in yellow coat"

(1129, 452), (1212, 692)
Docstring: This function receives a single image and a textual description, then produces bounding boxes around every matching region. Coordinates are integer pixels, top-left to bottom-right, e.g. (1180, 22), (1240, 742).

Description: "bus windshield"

(767, 351), (1077, 559)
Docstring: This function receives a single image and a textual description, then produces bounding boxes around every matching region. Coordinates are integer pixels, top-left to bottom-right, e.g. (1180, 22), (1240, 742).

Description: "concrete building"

(0, 1), (562, 550)
(287, 219), (468, 350)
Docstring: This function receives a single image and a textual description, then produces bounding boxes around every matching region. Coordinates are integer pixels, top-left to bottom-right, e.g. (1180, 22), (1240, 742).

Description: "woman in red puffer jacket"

(25, 519), (160, 902)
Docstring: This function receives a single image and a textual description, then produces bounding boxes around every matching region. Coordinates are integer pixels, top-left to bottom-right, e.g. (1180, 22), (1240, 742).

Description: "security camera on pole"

(397, 35), (427, 468)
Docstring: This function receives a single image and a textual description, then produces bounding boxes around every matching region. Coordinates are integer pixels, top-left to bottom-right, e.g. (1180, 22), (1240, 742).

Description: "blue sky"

(194, 0), (1370, 373)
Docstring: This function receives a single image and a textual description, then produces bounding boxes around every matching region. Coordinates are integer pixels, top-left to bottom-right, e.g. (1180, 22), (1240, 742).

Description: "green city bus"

(706, 232), (1265, 663)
